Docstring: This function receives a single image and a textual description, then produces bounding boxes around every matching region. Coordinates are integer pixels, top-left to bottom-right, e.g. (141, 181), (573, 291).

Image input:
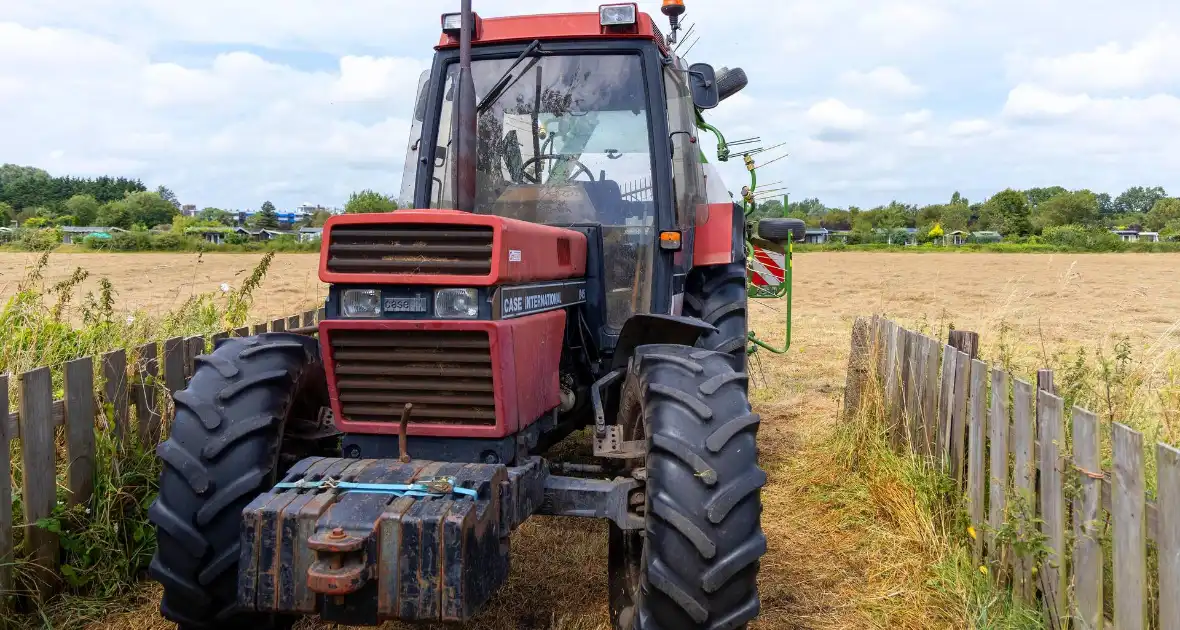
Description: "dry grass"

(18, 251), (1172, 629)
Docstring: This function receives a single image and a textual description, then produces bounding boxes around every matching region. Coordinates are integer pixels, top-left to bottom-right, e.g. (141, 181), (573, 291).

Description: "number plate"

(384, 297), (428, 313)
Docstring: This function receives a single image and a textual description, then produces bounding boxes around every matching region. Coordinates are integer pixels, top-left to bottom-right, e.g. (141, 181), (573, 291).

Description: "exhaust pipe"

(452, 0), (477, 212)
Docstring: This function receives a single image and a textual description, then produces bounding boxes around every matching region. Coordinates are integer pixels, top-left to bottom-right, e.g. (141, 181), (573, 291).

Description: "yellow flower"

(967, 526), (977, 540)
(979, 566), (989, 575)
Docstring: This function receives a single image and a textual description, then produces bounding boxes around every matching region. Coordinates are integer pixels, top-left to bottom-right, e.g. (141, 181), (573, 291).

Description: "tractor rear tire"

(147, 333), (332, 630)
(684, 263), (749, 373)
(609, 344), (765, 630)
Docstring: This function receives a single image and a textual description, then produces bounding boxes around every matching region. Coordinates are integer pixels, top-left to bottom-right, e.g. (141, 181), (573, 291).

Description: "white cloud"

(901, 109), (933, 127)
(947, 119), (994, 137)
(806, 98), (872, 141)
(1018, 26), (1180, 93)
(840, 66), (924, 98)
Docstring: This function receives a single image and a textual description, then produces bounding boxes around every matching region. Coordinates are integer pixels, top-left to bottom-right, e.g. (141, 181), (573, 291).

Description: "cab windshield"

(430, 53), (655, 329)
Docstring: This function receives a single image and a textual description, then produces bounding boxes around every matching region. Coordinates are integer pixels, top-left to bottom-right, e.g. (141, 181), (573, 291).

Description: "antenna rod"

(453, 0), (477, 212)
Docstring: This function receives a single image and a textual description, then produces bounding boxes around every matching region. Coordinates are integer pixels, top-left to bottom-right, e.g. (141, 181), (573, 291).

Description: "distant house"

(945, 230), (1003, 246)
(1112, 229), (1159, 243)
(876, 227), (919, 246)
(186, 226), (251, 245)
(946, 230), (969, 246)
(828, 230), (852, 243)
(299, 227), (324, 242)
(253, 229), (294, 241)
(802, 228), (829, 244)
(61, 226), (126, 244)
(971, 231), (1003, 244)
(0, 227), (13, 243)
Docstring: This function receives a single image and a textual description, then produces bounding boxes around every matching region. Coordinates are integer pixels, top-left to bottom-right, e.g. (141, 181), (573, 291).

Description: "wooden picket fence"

(0, 307), (325, 605)
(844, 316), (1180, 629)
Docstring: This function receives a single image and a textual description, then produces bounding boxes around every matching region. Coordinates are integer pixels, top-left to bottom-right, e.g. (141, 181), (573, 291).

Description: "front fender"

(611, 314), (716, 370)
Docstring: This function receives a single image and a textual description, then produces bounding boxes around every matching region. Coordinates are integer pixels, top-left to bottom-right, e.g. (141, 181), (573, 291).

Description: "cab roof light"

(600, 3), (638, 29)
(441, 12), (482, 39)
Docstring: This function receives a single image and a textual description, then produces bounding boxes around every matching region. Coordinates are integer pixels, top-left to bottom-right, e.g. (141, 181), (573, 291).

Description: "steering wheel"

(519, 154), (595, 184)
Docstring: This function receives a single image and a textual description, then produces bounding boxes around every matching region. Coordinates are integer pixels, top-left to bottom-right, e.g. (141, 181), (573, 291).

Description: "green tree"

(1096, 192), (1115, 214)
(197, 207), (236, 226)
(1037, 190), (1100, 229)
(122, 191), (179, 227)
(308, 210), (334, 227)
(982, 189), (1031, 236)
(942, 203), (971, 232)
(64, 194), (101, 226)
(1114, 186), (1167, 214)
(345, 190), (398, 214)
(0, 201), (12, 226)
(95, 201), (133, 229)
(252, 201), (281, 229)
(1024, 186), (1068, 209)
(23, 216), (50, 228)
(1145, 198), (1180, 231)
(156, 185), (180, 209)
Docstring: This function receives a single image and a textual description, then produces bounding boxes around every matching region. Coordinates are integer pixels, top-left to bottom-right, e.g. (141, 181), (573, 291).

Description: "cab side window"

(664, 65), (707, 231)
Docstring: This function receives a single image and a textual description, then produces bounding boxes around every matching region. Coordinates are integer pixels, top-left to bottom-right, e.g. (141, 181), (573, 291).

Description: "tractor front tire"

(610, 344), (766, 630)
(148, 333), (331, 629)
(684, 263), (749, 373)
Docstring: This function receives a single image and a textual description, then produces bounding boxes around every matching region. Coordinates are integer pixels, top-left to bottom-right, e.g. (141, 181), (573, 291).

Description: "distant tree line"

(751, 185), (1180, 244)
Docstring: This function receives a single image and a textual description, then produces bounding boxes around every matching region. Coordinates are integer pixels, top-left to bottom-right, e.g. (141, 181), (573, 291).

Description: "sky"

(2, 0), (1180, 211)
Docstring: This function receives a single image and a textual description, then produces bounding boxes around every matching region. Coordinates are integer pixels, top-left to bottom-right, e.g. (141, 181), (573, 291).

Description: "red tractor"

(148, 2), (804, 629)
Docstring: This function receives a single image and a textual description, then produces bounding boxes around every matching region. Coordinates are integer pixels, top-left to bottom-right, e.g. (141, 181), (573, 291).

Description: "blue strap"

(273, 476), (478, 500)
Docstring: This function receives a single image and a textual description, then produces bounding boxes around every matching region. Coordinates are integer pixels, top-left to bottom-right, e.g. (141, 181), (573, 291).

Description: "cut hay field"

(9, 251), (1179, 629)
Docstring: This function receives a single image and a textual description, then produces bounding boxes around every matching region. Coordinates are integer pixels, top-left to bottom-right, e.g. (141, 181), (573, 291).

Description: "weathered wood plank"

(938, 344), (957, 471)
(843, 318), (871, 422)
(1112, 422), (1147, 630)
(19, 367), (59, 597)
(0, 374), (12, 606)
(287, 315), (300, 331)
(948, 329), (979, 359)
(163, 337), (186, 398)
(136, 342), (161, 446)
(317, 306), (327, 321)
(1037, 368), (1055, 395)
(234, 326), (250, 337)
(950, 350), (970, 489)
(64, 357), (96, 507)
(1037, 391), (1066, 627)
(252, 322), (269, 335)
(987, 368), (1009, 569)
(875, 318), (889, 386)
(907, 332), (924, 452)
(185, 336), (205, 378)
(1011, 378), (1036, 603)
(966, 359), (987, 565)
(211, 331), (229, 347)
(303, 310), (316, 327)
(102, 349), (130, 447)
(884, 323), (901, 447)
(271, 317), (286, 332)
(1159, 442), (1180, 630)
(900, 330), (914, 450)
(1072, 408), (1103, 630)
(922, 336), (940, 459)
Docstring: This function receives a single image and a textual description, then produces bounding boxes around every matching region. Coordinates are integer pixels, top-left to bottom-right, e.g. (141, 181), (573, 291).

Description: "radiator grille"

(326, 224), (494, 276)
(328, 329), (496, 426)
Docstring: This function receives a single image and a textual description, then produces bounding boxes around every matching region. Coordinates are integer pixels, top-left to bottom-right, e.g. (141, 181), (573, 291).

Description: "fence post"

(1159, 442), (1180, 630)
(185, 336), (206, 378)
(905, 332), (922, 452)
(287, 315), (301, 331)
(1112, 423), (1147, 630)
(987, 368), (1009, 572)
(843, 318), (870, 422)
(302, 310), (316, 328)
(948, 329), (979, 359)
(19, 367), (59, 599)
(0, 374), (12, 609)
(884, 323), (901, 447)
(164, 337), (186, 398)
(1072, 408), (1103, 630)
(252, 322), (269, 336)
(1012, 379), (1036, 603)
(1038, 391), (1066, 627)
(64, 357), (96, 507)
(271, 317), (286, 332)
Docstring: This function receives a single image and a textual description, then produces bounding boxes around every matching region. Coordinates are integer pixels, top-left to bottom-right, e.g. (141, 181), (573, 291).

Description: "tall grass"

(2, 252), (283, 626)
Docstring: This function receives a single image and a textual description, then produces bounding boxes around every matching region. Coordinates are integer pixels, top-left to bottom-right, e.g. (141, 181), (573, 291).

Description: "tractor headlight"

(434, 288), (479, 319)
(341, 289), (381, 318)
(600, 4), (638, 26)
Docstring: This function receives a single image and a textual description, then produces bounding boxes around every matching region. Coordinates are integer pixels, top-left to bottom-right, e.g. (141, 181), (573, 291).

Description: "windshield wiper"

(476, 39), (543, 113)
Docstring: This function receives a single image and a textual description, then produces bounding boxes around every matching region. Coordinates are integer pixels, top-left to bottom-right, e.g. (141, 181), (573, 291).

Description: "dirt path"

(64, 251), (1180, 629)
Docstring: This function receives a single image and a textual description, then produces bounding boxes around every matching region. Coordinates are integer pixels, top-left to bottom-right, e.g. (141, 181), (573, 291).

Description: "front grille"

(326, 224), (494, 276)
(329, 329), (496, 425)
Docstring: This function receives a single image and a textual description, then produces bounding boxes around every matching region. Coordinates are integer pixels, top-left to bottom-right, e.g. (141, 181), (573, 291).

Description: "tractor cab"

(402, 5), (725, 335)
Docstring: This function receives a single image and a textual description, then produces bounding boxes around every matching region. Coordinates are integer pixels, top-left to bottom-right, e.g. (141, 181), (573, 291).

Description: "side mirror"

(688, 63), (719, 110)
